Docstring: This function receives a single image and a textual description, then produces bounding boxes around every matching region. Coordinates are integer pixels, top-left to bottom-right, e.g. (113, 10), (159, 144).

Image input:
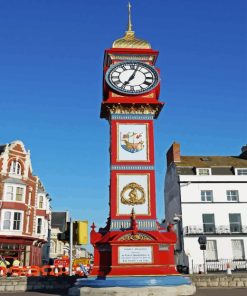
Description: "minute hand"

(124, 67), (139, 85)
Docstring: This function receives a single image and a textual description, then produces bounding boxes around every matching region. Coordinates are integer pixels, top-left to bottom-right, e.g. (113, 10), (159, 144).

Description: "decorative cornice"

(108, 105), (159, 116)
(118, 232), (154, 241)
(111, 165), (154, 170)
(111, 114), (154, 120)
(110, 219), (158, 231)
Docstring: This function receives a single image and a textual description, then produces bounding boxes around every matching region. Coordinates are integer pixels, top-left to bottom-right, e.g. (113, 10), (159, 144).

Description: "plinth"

(69, 276), (196, 296)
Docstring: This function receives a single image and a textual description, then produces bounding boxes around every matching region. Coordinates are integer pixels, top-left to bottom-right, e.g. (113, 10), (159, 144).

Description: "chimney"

(240, 144), (247, 160)
(166, 142), (181, 167)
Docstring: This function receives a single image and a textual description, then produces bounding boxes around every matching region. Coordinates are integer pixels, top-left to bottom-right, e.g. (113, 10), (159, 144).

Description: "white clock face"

(105, 61), (159, 95)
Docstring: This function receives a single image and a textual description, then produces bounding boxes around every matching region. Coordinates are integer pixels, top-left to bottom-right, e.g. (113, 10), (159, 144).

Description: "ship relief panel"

(117, 123), (149, 162)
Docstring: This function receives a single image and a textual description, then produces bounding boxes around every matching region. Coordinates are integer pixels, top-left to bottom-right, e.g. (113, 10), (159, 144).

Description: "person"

(0, 255), (10, 268)
(12, 257), (21, 267)
(198, 264), (203, 274)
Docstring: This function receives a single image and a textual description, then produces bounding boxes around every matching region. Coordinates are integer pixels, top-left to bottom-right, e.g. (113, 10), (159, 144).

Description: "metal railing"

(192, 259), (247, 274)
(184, 225), (247, 235)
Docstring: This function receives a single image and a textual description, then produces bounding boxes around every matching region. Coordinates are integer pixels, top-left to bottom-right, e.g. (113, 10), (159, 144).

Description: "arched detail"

(8, 157), (24, 176)
(9, 140), (27, 154)
(117, 231), (155, 241)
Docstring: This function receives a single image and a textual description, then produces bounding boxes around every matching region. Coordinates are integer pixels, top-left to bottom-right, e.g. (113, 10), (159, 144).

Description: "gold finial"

(128, 2), (133, 32)
(112, 2), (151, 49)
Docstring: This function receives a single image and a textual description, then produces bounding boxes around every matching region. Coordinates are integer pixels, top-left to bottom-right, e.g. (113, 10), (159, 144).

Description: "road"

(0, 289), (246, 296)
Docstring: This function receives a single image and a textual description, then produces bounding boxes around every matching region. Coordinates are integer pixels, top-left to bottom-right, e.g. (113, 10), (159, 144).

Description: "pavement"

(0, 289), (247, 296)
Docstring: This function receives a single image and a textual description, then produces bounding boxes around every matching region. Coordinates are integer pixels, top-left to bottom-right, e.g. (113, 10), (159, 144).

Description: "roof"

(112, 31), (151, 49)
(177, 156), (247, 168)
(3, 177), (26, 185)
(51, 212), (68, 232)
(112, 3), (151, 49)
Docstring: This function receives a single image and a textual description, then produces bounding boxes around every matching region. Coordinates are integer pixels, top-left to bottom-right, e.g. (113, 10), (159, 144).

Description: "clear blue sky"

(0, 0), (246, 245)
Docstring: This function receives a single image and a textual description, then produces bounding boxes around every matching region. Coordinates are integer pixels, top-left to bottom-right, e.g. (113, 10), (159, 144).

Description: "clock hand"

(123, 67), (139, 85)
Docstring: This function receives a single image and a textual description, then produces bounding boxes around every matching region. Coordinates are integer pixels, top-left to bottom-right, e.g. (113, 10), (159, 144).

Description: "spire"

(112, 2), (151, 49)
(127, 2), (133, 32)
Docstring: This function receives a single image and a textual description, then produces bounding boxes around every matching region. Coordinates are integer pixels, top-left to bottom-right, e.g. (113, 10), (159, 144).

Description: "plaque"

(118, 246), (153, 264)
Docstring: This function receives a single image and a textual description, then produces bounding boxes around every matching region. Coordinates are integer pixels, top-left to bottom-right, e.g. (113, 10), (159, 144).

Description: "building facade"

(165, 142), (247, 273)
(0, 140), (51, 266)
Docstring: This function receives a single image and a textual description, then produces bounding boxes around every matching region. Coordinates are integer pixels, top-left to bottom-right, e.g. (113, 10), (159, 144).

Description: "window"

(197, 168), (211, 175)
(38, 195), (44, 209)
(10, 160), (22, 175)
(13, 212), (21, 230)
(16, 187), (24, 201)
(202, 214), (215, 233)
(6, 186), (14, 201)
(201, 190), (213, 202)
(229, 214), (242, 232)
(1, 210), (22, 231)
(236, 168), (247, 175)
(4, 184), (25, 202)
(3, 212), (11, 230)
(232, 240), (245, 260)
(227, 190), (239, 202)
(205, 240), (218, 261)
(37, 217), (43, 234)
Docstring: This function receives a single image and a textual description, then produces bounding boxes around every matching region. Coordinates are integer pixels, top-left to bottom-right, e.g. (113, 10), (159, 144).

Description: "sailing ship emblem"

(120, 132), (144, 153)
(120, 182), (146, 206)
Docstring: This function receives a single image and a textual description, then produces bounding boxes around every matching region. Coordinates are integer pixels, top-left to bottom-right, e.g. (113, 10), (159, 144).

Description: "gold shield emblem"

(120, 182), (145, 205)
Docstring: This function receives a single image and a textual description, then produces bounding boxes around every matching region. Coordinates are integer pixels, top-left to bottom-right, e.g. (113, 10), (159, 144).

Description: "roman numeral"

(112, 73), (120, 77)
(143, 81), (152, 86)
(113, 79), (121, 85)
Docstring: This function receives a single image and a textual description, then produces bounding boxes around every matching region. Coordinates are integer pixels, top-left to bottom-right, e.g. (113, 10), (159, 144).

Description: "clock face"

(105, 61), (159, 95)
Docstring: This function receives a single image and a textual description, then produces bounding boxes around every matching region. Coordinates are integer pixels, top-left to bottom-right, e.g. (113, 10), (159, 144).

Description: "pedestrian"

(12, 257), (21, 267)
(0, 255), (10, 268)
(198, 264), (203, 274)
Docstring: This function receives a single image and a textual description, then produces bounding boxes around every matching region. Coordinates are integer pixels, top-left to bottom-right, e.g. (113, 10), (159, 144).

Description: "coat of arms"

(120, 132), (144, 153)
(120, 182), (146, 206)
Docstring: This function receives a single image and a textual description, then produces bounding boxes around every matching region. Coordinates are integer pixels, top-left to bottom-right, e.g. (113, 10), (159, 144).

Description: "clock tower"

(90, 3), (178, 277)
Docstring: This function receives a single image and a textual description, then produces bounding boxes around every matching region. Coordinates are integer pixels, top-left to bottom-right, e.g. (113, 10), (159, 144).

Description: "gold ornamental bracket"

(120, 182), (146, 206)
(118, 232), (154, 241)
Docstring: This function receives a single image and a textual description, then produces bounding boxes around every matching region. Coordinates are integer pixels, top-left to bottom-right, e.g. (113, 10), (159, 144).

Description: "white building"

(165, 142), (247, 273)
(50, 211), (70, 259)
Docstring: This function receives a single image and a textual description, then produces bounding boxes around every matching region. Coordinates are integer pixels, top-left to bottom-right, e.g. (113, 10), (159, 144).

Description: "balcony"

(184, 225), (247, 235)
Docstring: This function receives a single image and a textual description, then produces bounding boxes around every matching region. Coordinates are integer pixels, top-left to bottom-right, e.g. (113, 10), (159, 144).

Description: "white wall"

(182, 203), (247, 227)
(184, 236), (247, 265)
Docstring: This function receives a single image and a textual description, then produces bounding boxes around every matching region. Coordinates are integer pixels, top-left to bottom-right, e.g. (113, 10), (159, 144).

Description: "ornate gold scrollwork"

(120, 182), (145, 205)
(119, 233), (153, 241)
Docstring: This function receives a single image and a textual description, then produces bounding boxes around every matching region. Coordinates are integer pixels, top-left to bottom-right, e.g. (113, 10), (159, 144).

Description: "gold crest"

(120, 182), (145, 205)
(119, 233), (154, 241)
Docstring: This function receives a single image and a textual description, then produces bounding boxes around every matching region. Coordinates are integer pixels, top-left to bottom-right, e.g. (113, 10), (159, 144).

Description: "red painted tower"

(90, 4), (178, 277)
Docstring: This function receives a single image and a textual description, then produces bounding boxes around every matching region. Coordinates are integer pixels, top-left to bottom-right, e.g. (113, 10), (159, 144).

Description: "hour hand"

(123, 67), (139, 85)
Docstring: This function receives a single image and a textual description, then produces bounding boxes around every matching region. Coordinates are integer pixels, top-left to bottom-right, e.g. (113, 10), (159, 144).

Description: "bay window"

(1, 210), (23, 231)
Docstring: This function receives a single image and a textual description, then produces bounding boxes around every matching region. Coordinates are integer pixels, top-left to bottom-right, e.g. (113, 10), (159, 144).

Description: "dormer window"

(197, 168), (211, 175)
(10, 160), (22, 175)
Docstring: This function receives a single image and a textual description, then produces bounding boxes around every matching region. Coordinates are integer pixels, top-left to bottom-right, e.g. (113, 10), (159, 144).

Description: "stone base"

(68, 276), (196, 296)
(69, 285), (196, 296)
